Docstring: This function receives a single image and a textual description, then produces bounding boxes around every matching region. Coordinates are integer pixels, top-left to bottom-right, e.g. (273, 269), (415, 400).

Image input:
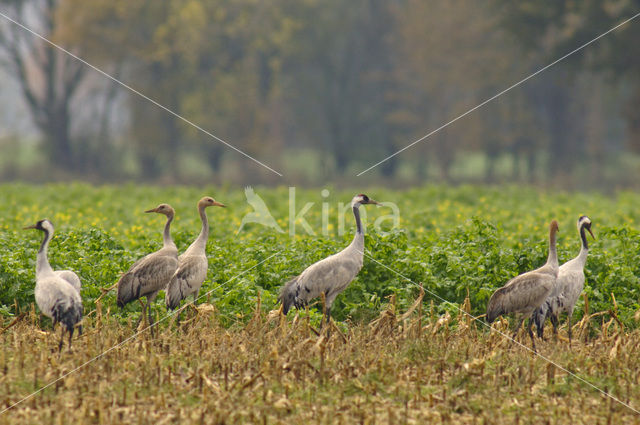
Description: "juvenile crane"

(25, 219), (83, 351)
(532, 216), (594, 343)
(117, 204), (178, 329)
(165, 196), (226, 314)
(279, 193), (379, 326)
(486, 220), (560, 352)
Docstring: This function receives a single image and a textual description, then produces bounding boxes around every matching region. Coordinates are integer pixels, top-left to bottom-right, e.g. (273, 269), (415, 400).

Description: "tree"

(392, 0), (525, 181)
(496, 0), (640, 177)
(283, 0), (400, 177)
(0, 0), (86, 171)
(57, 0), (298, 182)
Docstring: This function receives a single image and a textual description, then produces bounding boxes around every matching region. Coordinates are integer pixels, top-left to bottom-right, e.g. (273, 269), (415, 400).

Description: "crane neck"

(575, 225), (589, 265)
(162, 213), (176, 249)
(192, 205), (210, 251)
(546, 227), (558, 268)
(579, 225), (589, 251)
(36, 228), (54, 277)
(353, 205), (363, 235)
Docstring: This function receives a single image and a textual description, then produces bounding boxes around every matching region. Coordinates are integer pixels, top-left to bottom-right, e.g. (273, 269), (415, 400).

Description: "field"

(0, 183), (639, 423)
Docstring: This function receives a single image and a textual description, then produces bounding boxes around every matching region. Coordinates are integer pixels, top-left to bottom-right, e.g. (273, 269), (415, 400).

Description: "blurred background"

(0, 0), (639, 188)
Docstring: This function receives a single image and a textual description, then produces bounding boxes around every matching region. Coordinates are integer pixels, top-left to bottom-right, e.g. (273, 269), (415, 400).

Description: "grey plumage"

(117, 203), (178, 329)
(55, 270), (81, 293)
(279, 194), (379, 325)
(166, 197), (226, 312)
(532, 216), (594, 342)
(25, 219), (83, 351)
(486, 220), (560, 352)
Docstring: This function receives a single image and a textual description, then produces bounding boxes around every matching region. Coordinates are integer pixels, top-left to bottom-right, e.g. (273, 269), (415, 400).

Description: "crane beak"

(144, 208), (157, 213)
(23, 224), (37, 230)
(587, 226), (595, 239)
(213, 201), (226, 208)
(367, 199), (380, 206)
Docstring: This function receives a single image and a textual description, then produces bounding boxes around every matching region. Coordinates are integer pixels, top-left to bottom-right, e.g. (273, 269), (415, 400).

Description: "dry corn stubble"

(0, 295), (638, 425)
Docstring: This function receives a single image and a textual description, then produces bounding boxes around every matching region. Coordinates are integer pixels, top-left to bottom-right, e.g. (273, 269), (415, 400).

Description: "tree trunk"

(42, 103), (73, 170)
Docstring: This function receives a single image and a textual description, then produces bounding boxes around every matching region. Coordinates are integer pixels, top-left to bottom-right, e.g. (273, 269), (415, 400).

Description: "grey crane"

(165, 196), (226, 314)
(117, 203), (178, 329)
(278, 193), (379, 326)
(532, 215), (594, 343)
(486, 220), (559, 352)
(24, 219), (83, 351)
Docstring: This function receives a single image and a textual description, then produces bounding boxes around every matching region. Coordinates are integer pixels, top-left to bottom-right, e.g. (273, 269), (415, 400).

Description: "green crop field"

(0, 183), (639, 423)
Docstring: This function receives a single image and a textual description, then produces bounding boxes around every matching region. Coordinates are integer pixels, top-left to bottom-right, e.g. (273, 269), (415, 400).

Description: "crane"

(532, 215), (594, 343)
(486, 220), (559, 352)
(165, 196), (226, 315)
(24, 219), (83, 351)
(278, 193), (379, 327)
(116, 203), (178, 330)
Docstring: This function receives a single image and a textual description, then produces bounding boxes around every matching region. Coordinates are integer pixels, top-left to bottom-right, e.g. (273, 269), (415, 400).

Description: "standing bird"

(24, 219), (83, 351)
(486, 220), (560, 352)
(117, 204), (178, 329)
(165, 196), (226, 314)
(278, 194), (380, 326)
(532, 216), (594, 343)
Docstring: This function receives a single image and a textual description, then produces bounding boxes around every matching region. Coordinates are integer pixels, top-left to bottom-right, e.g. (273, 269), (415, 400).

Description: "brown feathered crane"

(165, 196), (226, 316)
(117, 204), (178, 330)
(486, 220), (559, 352)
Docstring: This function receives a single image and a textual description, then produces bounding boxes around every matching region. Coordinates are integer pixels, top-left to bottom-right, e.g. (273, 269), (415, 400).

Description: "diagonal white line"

(357, 12), (640, 177)
(0, 250), (284, 415)
(359, 249), (640, 415)
(0, 10), (283, 177)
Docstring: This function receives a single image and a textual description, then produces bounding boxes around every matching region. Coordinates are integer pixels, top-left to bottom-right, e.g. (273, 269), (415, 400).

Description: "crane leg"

(511, 316), (525, 341)
(323, 306), (331, 328)
(550, 314), (559, 339)
(68, 327), (75, 352)
(148, 302), (156, 337)
(134, 299), (147, 329)
(526, 318), (537, 353)
(134, 302), (146, 329)
(567, 315), (572, 347)
(58, 326), (65, 353)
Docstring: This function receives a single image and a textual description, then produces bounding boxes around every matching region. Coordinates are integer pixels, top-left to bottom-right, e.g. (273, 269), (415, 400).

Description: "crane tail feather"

(165, 277), (183, 311)
(532, 301), (550, 338)
(116, 273), (138, 308)
(52, 299), (83, 334)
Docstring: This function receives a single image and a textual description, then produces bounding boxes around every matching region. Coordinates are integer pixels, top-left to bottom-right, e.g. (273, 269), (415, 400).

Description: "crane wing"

(117, 252), (178, 307)
(557, 269), (585, 312)
(55, 270), (81, 293)
(487, 272), (555, 322)
(35, 276), (83, 328)
(165, 255), (208, 310)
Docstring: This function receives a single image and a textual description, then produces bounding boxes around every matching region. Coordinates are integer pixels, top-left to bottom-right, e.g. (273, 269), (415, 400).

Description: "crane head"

(145, 203), (175, 217)
(352, 193), (380, 207)
(199, 196), (226, 209)
(578, 215), (595, 239)
(23, 219), (54, 233)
